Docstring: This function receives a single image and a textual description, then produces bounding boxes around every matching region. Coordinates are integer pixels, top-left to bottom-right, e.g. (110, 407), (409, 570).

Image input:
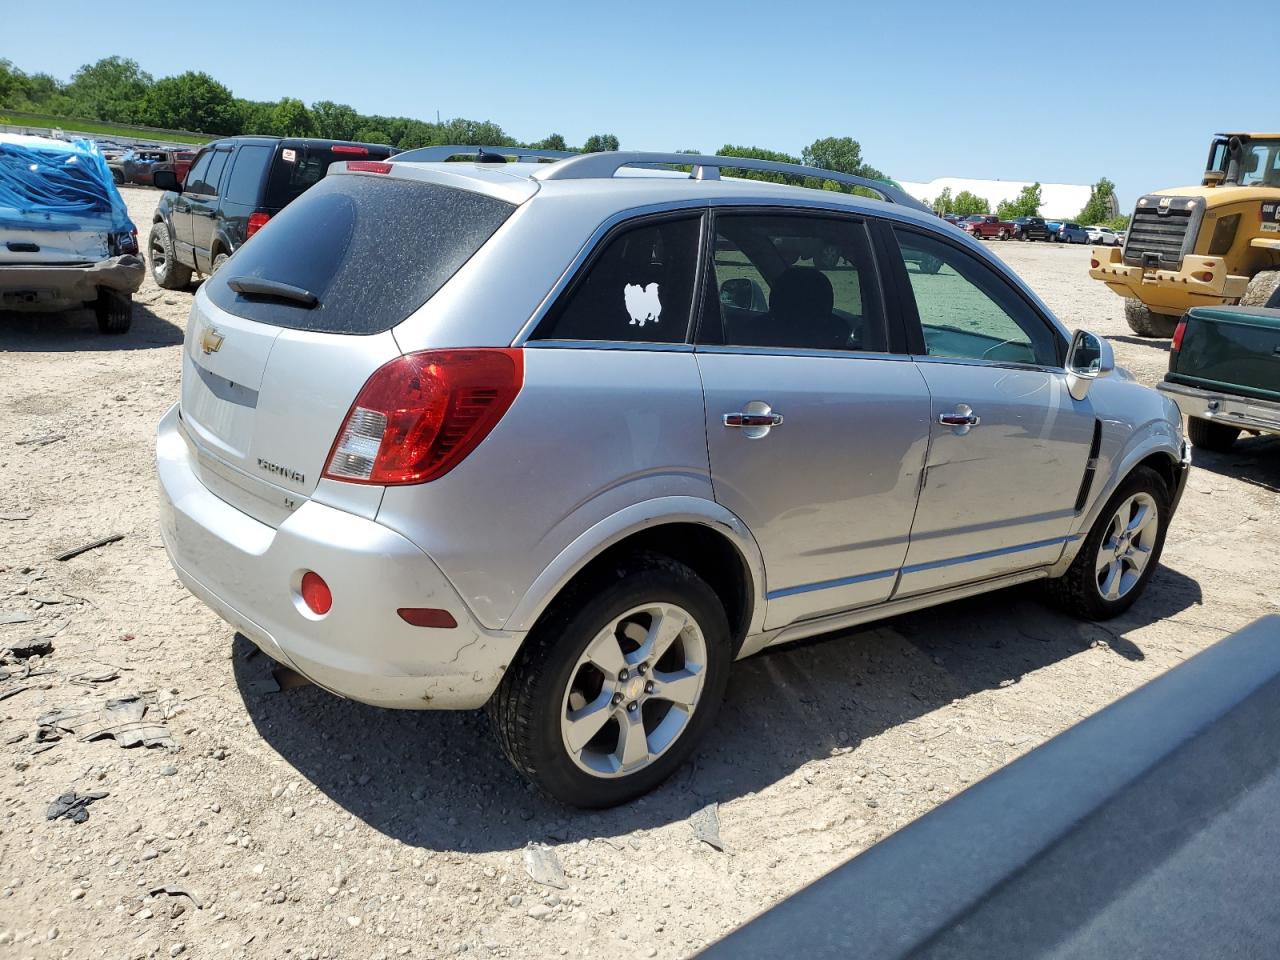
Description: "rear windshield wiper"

(226, 276), (319, 309)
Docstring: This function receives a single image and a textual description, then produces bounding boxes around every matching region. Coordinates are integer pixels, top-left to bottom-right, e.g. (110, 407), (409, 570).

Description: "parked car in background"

(148, 136), (395, 287)
(1011, 216), (1050, 241)
(108, 148), (194, 187)
(1160, 304), (1280, 451)
(0, 134), (142, 333)
(1086, 225), (1123, 246)
(961, 214), (1016, 240)
(941, 213), (961, 225)
(1053, 222), (1089, 244)
(157, 148), (1187, 807)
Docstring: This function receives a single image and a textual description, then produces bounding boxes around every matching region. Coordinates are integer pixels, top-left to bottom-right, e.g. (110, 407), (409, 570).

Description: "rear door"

(180, 171), (517, 525)
(885, 225), (1094, 596)
(185, 146), (232, 271)
(696, 211), (931, 628)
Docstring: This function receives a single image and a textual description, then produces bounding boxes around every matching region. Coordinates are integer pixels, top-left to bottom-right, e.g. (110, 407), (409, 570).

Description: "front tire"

(94, 290), (132, 335)
(998, 228), (1008, 240)
(487, 554), (731, 808)
(1045, 466), (1170, 620)
(1124, 298), (1178, 338)
(150, 223), (192, 290)
(1187, 416), (1240, 452)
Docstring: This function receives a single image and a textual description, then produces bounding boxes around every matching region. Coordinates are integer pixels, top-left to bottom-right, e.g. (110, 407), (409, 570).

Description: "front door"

(170, 148), (212, 255)
(184, 147), (232, 272)
(697, 211), (931, 629)
(887, 226), (1096, 596)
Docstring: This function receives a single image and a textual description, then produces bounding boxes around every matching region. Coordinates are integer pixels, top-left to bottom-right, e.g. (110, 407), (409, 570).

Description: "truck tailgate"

(1170, 306), (1280, 403)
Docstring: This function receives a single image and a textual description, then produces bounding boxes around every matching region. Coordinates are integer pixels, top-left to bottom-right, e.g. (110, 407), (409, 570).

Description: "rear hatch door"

(1170, 306), (1280, 402)
(179, 168), (518, 527)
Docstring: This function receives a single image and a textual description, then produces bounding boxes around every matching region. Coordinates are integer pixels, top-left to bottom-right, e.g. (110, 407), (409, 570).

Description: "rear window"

(204, 174), (514, 334)
(264, 144), (392, 209)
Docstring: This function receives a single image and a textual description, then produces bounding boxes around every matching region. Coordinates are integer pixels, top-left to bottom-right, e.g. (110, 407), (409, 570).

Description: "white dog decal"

(623, 283), (662, 328)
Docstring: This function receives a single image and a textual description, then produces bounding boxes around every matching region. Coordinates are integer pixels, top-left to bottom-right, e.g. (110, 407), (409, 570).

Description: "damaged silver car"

(0, 134), (143, 333)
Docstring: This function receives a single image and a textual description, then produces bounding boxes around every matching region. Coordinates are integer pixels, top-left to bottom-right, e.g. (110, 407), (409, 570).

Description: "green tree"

(141, 72), (239, 135)
(396, 120), (438, 150)
(0, 59), (27, 105)
(236, 100), (275, 136)
(801, 136), (884, 180)
(311, 101), (359, 141)
(355, 127), (391, 145)
(996, 182), (1042, 220)
(434, 117), (506, 145)
(1078, 176), (1117, 224)
(65, 56), (152, 123)
(930, 186), (955, 214)
(270, 97), (315, 137)
(533, 133), (568, 151)
(952, 190), (990, 216)
(582, 133), (620, 152)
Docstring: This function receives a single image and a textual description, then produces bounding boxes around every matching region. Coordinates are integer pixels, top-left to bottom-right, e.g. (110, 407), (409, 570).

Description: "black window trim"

(884, 220), (1069, 370)
(525, 207), (709, 348)
(693, 204), (904, 359)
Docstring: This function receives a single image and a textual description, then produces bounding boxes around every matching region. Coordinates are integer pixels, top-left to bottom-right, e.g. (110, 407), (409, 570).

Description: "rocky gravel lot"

(2, 189), (1278, 959)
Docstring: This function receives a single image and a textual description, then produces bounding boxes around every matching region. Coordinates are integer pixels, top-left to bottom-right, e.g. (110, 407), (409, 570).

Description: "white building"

(894, 176), (1111, 220)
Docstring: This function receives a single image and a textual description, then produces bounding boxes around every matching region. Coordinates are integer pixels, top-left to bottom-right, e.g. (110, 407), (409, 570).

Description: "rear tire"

(1241, 269), (1280, 308)
(1045, 466), (1170, 620)
(150, 223), (192, 290)
(487, 553), (731, 808)
(1187, 416), (1240, 452)
(998, 228), (1008, 240)
(94, 290), (132, 335)
(211, 252), (229, 274)
(1124, 298), (1178, 338)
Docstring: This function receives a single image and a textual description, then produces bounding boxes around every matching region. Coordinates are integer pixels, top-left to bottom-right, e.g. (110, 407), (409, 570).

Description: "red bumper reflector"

(301, 572), (332, 615)
(397, 608), (458, 628)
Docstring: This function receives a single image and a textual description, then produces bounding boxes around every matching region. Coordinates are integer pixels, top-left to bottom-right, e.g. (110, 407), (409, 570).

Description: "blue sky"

(5, 0), (1273, 209)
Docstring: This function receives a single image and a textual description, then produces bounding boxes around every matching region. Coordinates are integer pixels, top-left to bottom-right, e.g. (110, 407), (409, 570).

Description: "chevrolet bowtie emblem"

(201, 326), (225, 355)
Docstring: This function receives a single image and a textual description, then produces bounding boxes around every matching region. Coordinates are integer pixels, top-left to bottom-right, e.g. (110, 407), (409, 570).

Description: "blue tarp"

(0, 136), (134, 234)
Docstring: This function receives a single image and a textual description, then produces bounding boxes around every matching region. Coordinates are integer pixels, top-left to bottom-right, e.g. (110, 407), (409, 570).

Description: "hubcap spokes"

(1096, 493), (1159, 601)
(561, 602), (707, 778)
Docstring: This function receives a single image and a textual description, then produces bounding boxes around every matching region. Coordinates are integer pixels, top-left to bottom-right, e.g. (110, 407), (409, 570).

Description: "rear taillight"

(331, 145), (370, 155)
(1171, 317), (1188, 353)
(346, 161), (392, 174)
(323, 349), (524, 485)
(247, 211), (270, 237)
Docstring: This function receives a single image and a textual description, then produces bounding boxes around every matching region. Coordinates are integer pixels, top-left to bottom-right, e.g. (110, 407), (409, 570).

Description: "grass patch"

(0, 111), (209, 145)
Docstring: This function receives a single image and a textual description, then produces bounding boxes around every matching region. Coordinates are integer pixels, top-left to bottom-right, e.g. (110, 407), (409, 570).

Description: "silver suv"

(157, 148), (1189, 807)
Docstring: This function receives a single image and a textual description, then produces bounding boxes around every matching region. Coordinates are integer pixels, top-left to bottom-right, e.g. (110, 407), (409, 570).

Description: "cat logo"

(200, 325), (225, 355)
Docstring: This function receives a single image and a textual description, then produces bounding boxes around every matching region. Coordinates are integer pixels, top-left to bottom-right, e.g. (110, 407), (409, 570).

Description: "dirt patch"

(1, 200), (1277, 958)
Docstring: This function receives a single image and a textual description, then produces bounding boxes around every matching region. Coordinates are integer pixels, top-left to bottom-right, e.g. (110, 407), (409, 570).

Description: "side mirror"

(720, 277), (767, 311)
(153, 169), (181, 193)
(1065, 329), (1114, 401)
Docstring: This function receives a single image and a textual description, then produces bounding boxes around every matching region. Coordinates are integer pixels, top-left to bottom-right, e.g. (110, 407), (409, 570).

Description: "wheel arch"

(504, 498), (767, 653)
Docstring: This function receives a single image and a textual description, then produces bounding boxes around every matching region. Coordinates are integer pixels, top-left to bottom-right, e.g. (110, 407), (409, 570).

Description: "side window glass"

(224, 145), (272, 205)
(893, 228), (1057, 366)
(199, 150), (230, 198)
(702, 213), (885, 353)
(183, 151), (213, 193)
(532, 216), (700, 343)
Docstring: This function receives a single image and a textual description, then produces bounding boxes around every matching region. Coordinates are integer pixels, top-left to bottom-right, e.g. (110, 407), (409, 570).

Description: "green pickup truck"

(1160, 305), (1280, 452)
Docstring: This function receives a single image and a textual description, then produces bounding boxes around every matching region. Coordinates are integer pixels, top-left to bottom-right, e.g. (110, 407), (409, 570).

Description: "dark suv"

(149, 137), (394, 288)
(1012, 216), (1050, 241)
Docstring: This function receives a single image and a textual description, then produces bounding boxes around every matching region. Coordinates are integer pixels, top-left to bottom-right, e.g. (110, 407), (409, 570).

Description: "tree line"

(0, 56), (883, 187)
(926, 178), (1127, 228)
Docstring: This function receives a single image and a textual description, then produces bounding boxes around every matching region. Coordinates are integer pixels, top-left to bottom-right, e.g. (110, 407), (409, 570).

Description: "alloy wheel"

(560, 602), (707, 778)
(1096, 492), (1159, 601)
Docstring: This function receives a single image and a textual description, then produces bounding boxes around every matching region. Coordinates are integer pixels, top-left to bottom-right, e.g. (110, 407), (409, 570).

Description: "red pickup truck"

(960, 214), (1016, 240)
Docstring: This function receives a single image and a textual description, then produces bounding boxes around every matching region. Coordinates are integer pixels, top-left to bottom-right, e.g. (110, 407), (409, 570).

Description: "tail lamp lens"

(1171, 318), (1188, 353)
(397, 608), (458, 628)
(324, 349), (524, 485)
(300, 572), (332, 615)
(247, 211), (270, 237)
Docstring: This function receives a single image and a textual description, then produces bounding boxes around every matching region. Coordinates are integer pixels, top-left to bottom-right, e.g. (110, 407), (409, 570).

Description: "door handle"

(724, 413), (784, 428)
(938, 403), (980, 429)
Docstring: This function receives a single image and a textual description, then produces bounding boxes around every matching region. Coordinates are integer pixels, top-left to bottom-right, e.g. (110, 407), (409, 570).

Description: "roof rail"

(392, 144), (578, 164)
(532, 152), (932, 213)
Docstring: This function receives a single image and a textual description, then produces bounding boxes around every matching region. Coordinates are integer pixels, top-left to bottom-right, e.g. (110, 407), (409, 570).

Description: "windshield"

(1210, 138), (1280, 186)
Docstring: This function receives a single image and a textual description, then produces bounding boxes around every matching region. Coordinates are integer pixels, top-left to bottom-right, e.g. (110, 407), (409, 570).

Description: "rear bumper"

(0, 255), (145, 309)
(1159, 380), (1280, 437)
(155, 404), (523, 709)
(1089, 246), (1250, 314)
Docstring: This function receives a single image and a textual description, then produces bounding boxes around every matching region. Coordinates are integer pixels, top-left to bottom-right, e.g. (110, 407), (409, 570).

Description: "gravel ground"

(2, 190), (1278, 959)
